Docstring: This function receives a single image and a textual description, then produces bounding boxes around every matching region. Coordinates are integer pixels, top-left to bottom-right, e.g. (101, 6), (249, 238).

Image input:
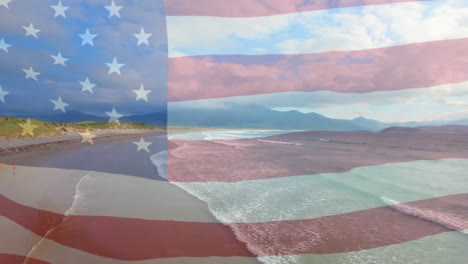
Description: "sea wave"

(381, 196), (468, 234)
(150, 149), (266, 262)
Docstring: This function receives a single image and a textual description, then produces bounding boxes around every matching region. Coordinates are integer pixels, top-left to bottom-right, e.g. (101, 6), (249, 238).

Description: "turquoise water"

(153, 130), (468, 264)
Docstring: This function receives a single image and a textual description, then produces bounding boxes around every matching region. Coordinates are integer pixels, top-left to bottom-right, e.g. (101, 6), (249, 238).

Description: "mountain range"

(5, 104), (468, 131)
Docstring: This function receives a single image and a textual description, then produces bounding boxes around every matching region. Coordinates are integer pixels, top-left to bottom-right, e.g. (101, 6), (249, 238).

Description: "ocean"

(152, 130), (468, 264)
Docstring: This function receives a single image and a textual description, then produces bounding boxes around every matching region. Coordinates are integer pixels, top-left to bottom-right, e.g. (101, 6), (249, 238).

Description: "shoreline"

(0, 128), (163, 152)
(0, 129), (263, 264)
(0, 129), (164, 166)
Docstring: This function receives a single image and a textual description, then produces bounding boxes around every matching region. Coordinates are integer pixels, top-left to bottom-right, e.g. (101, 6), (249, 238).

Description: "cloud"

(167, 14), (291, 54)
(169, 81), (468, 122)
(167, 1), (468, 56)
(278, 1), (468, 54)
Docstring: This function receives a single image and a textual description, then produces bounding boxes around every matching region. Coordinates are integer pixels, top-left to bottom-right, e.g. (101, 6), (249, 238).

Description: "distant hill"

(168, 104), (365, 131)
(351, 117), (389, 130)
(121, 112), (167, 126)
(381, 125), (468, 133)
(448, 119), (468, 126)
(351, 116), (468, 131)
(6, 111), (167, 126)
(4, 104), (468, 131)
(7, 111), (107, 123)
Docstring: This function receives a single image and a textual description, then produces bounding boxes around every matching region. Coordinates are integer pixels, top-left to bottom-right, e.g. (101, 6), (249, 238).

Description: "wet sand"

(0, 132), (262, 264)
(1, 130), (166, 179)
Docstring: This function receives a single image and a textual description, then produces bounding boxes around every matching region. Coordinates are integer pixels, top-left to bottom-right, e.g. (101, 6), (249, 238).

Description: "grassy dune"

(0, 117), (158, 139)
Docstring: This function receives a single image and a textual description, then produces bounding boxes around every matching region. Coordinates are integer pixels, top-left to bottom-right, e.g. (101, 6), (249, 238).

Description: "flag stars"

(79, 28), (97, 46)
(133, 84), (151, 102)
(79, 128), (96, 144)
(0, 85), (9, 103)
(106, 57), (124, 75)
(0, 38), (11, 53)
(19, 119), (38, 137)
(23, 67), (40, 81)
(133, 28), (152, 46)
(51, 52), (68, 67)
(0, 0), (12, 8)
(106, 107), (123, 123)
(51, 0), (69, 18)
(133, 137), (152, 153)
(23, 24), (40, 39)
(79, 77), (96, 94)
(51, 96), (68, 113)
(105, 0), (123, 18)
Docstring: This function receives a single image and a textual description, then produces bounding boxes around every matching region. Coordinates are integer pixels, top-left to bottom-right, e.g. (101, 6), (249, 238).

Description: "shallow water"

(154, 130), (468, 264)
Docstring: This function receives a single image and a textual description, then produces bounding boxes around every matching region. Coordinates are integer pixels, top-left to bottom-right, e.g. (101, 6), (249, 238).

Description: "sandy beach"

(0, 129), (262, 264)
(1, 129), (166, 179)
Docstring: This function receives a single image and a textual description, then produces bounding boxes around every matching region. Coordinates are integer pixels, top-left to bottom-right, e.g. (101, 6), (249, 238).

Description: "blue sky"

(0, 0), (167, 116)
(166, 1), (462, 57)
(2, 0), (468, 123)
(166, 0), (468, 123)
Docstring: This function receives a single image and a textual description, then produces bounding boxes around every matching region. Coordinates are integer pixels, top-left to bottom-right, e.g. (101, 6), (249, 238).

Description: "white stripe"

(167, 1), (468, 57)
(0, 165), (82, 214)
(174, 159), (468, 223)
(0, 165), (216, 222)
(4, 159), (467, 224)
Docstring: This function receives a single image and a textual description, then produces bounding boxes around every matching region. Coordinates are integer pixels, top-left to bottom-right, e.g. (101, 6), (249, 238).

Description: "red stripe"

(164, 0), (435, 17)
(0, 192), (65, 236)
(0, 254), (51, 264)
(168, 38), (468, 102)
(1, 193), (467, 259)
(168, 129), (468, 182)
(0, 194), (252, 260)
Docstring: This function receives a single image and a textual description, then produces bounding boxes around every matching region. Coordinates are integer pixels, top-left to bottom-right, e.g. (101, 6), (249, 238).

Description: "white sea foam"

(381, 196), (468, 234)
(150, 150), (168, 179)
(151, 140), (467, 264)
(257, 139), (303, 145)
(169, 130), (298, 140)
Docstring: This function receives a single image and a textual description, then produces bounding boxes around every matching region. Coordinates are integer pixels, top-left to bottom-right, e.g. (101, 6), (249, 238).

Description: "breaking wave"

(381, 197), (468, 234)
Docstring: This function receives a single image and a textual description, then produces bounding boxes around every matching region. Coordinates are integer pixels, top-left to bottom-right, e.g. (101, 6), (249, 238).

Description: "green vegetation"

(0, 117), (159, 139)
(72, 121), (157, 130)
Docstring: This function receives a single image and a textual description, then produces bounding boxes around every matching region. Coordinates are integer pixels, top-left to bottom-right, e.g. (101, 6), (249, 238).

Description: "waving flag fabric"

(1, 0), (468, 264)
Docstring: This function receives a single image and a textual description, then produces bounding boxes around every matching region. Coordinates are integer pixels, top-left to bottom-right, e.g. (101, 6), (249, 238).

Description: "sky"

(2, 0), (468, 123)
(0, 0), (167, 117)
(166, 0), (468, 123)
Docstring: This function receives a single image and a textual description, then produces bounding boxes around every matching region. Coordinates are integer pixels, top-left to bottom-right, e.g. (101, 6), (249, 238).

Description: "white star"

(0, 38), (11, 53)
(0, 0), (12, 8)
(51, 52), (68, 67)
(106, 57), (124, 75)
(51, 0), (69, 18)
(132, 84), (151, 102)
(51, 96), (68, 113)
(105, 0), (122, 18)
(22, 67), (40, 81)
(79, 129), (96, 144)
(0, 85), (10, 103)
(79, 77), (96, 94)
(105, 107), (124, 123)
(133, 28), (152, 46)
(23, 23), (40, 39)
(133, 137), (152, 153)
(78, 28), (97, 46)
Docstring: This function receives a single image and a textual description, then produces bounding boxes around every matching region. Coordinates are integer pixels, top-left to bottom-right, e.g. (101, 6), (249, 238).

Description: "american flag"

(1, 0), (468, 264)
